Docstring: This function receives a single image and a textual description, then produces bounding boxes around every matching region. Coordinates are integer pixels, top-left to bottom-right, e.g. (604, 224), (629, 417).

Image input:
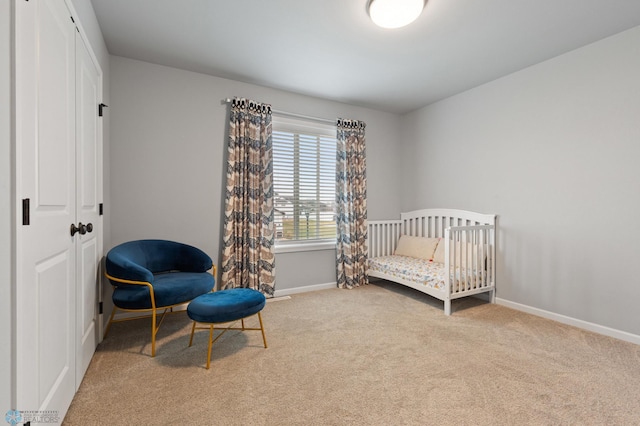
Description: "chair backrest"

(106, 239), (213, 283)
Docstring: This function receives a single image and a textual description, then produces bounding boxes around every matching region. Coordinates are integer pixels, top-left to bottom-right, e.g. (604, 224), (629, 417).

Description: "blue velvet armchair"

(105, 239), (215, 356)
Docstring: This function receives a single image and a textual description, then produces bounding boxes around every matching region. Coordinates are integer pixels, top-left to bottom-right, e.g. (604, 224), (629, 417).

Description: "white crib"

(367, 209), (497, 315)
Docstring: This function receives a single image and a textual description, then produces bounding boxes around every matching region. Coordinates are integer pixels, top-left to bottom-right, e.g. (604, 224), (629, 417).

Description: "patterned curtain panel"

(336, 119), (368, 289)
(221, 98), (276, 296)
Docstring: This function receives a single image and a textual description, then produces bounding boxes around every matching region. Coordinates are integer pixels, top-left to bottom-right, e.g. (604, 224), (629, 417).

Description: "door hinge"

(70, 16), (75, 24)
(22, 198), (30, 225)
(99, 302), (103, 315)
(99, 203), (104, 215)
(99, 103), (108, 117)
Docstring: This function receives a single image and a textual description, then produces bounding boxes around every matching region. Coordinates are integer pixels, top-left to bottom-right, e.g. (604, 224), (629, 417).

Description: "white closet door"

(16, 0), (77, 414)
(75, 29), (102, 385)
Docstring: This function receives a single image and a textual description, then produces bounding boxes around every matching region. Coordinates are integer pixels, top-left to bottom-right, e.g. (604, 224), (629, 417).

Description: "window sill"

(274, 241), (336, 254)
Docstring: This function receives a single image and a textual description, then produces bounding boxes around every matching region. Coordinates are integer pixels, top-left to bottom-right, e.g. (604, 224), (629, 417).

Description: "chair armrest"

(177, 246), (213, 272)
(106, 253), (154, 284)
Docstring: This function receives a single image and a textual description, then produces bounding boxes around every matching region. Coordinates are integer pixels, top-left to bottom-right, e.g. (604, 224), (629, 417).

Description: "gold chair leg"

(258, 312), (268, 349)
(151, 308), (157, 357)
(189, 321), (196, 347)
(206, 324), (215, 370)
(104, 306), (118, 338)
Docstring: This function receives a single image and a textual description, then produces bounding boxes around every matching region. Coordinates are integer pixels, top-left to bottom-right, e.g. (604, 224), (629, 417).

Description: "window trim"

(274, 240), (337, 254)
(272, 114), (337, 251)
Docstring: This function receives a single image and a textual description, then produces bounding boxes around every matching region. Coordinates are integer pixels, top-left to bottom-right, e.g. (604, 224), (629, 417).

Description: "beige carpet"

(64, 282), (640, 425)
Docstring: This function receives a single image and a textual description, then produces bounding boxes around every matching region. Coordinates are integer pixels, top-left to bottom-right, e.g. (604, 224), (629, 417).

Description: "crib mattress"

(368, 255), (485, 292)
(368, 255), (446, 290)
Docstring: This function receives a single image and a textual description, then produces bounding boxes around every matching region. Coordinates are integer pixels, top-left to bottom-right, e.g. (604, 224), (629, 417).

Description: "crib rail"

(367, 209), (496, 258)
(400, 208), (495, 237)
(444, 225), (496, 299)
(367, 220), (403, 258)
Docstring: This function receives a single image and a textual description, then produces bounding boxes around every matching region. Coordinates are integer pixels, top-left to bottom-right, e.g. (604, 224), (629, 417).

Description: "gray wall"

(1, 0), (13, 412)
(109, 56), (402, 293)
(400, 26), (640, 336)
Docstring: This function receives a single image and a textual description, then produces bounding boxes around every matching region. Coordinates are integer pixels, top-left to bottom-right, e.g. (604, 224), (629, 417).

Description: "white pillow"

(394, 235), (439, 261)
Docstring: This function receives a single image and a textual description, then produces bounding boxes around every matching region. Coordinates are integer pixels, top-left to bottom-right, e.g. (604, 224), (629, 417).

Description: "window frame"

(271, 115), (337, 252)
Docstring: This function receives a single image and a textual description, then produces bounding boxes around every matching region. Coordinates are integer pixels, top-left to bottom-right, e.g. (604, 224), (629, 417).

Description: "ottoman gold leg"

(258, 312), (268, 349)
(188, 321), (196, 347)
(206, 324), (215, 370)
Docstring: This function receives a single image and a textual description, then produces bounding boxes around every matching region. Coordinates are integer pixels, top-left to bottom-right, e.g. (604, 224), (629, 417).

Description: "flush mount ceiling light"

(367, 0), (425, 29)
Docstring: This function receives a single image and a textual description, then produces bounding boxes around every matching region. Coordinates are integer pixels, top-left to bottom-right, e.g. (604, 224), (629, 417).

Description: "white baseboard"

(274, 282), (337, 298)
(266, 296), (291, 302)
(496, 298), (640, 346)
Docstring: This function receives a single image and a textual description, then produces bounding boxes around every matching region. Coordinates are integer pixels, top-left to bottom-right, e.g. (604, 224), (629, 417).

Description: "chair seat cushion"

(112, 272), (215, 310)
(187, 288), (266, 323)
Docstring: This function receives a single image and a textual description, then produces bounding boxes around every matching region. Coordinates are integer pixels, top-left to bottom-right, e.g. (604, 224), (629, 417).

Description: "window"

(272, 115), (336, 247)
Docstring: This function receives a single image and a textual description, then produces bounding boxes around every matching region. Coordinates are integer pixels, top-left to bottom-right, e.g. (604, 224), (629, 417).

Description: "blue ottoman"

(187, 288), (268, 369)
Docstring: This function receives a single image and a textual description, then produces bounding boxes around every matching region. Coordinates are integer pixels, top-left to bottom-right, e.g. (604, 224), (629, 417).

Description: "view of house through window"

(272, 115), (337, 244)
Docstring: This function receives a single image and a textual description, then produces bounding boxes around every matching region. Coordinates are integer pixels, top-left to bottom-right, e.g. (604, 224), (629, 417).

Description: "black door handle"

(70, 223), (87, 236)
(86, 223), (93, 233)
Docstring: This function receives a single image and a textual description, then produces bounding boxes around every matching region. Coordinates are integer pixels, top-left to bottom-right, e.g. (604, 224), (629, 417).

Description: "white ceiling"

(90, 0), (640, 114)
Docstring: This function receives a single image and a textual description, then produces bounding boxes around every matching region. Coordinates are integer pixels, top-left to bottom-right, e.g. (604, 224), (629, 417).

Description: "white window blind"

(272, 115), (337, 244)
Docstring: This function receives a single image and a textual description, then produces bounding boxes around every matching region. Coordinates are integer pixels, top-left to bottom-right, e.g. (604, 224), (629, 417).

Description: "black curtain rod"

(224, 98), (335, 125)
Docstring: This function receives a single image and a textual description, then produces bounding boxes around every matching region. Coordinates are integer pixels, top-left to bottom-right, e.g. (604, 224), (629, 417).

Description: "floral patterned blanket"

(368, 255), (484, 292)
